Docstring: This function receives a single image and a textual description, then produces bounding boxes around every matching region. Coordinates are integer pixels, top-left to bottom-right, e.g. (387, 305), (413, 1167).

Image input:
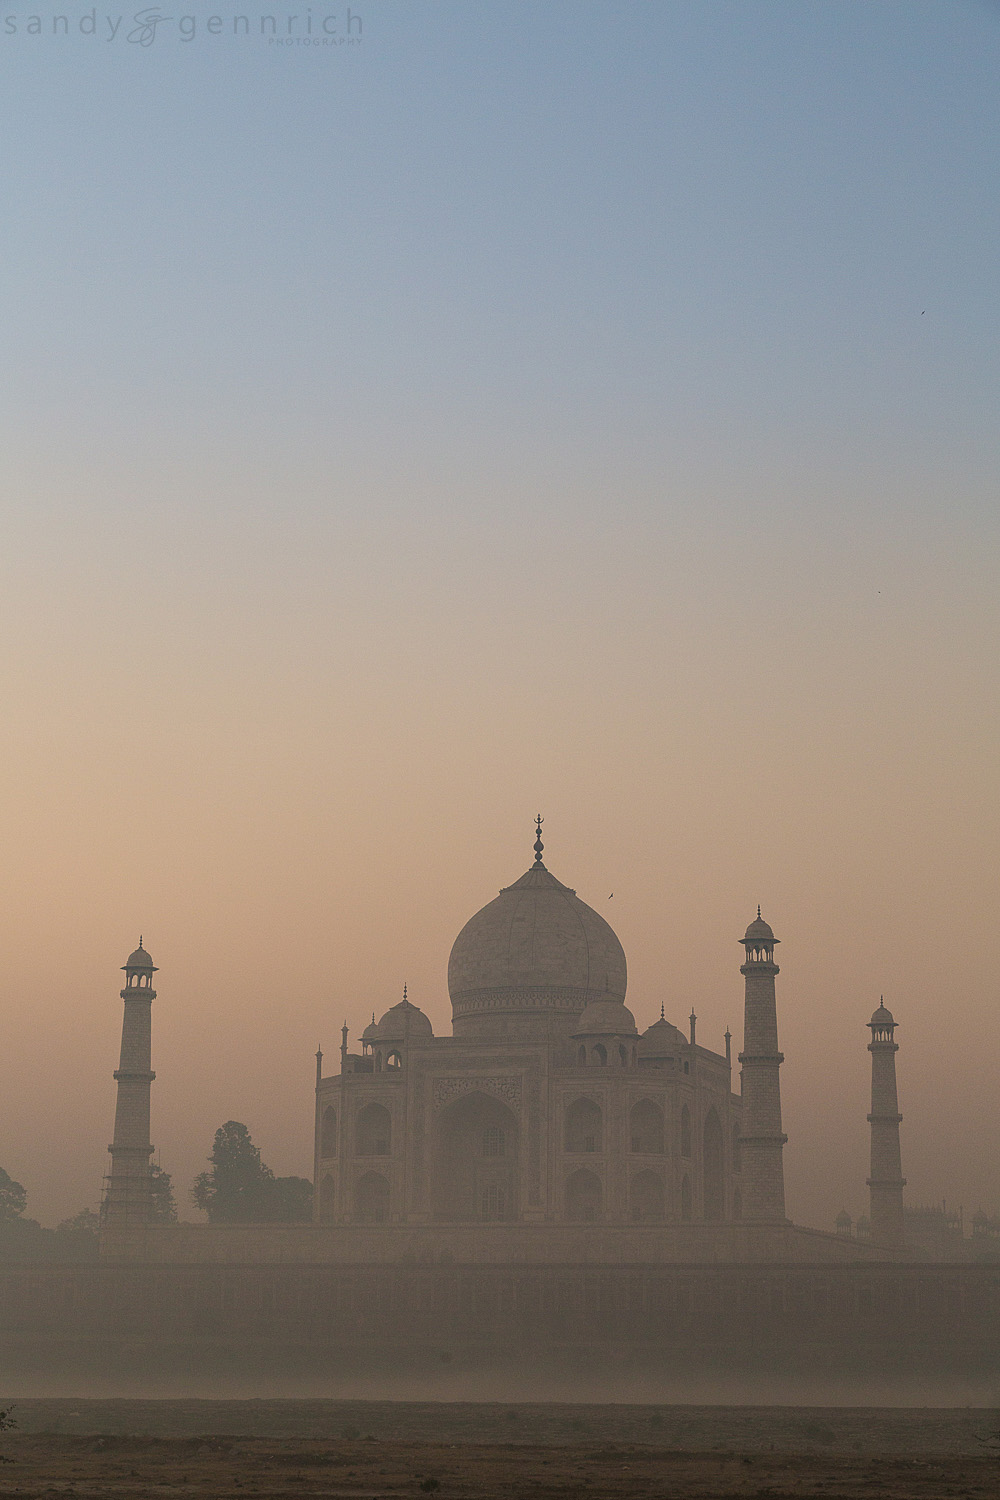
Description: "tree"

(0, 1403), (16, 1464)
(0, 1169), (52, 1262)
(150, 1164), (177, 1224)
(192, 1121), (270, 1222)
(0, 1175), (104, 1264)
(54, 1208), (100, 1261)
(56, 1209), (100, 1236)
(0, 1169), (27, 1225)
(192, 1122), (311, 1223)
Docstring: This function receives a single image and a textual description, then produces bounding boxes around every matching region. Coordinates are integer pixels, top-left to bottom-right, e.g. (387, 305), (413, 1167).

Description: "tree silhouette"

(0, 1404), (16, 1464)
(0, 1170), (27, 1225)
(192, 1121), (311, 1223)
(150, 1164), (177, 1224)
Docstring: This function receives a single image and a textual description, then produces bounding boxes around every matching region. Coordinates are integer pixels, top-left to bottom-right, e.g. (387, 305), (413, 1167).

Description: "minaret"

(867, 998), (905, 1249)
(738, 909), (787, 1221)
(102, 940), (157, 1251)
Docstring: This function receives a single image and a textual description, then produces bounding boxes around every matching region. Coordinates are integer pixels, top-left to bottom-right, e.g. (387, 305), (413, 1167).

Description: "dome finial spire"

(403, 982), (408, 1004)
(533, 814), (544, 865)
(757, 905), (761, 921)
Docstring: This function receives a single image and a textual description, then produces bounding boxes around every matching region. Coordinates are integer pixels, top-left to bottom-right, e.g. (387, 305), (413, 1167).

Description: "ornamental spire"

(533, 814), (544, 865)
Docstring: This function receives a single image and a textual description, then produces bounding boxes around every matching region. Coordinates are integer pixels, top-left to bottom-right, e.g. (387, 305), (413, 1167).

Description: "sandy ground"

(1, 1402), (999, 1499)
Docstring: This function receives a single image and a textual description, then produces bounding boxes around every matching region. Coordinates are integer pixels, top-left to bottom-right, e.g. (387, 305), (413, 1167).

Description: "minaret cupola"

(122, 938), (157, 989)
(741, 908), (779, 966)
(868, 999), (896, 1042)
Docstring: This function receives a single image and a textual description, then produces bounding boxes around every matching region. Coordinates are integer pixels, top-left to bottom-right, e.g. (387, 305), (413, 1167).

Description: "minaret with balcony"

(867, 998), (906, 1249)
(101, 940), (157, 1254)
(738, 909), (787, 1220)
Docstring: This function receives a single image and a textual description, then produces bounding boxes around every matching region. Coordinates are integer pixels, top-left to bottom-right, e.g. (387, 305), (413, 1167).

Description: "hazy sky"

(0, 1), (997, 1230)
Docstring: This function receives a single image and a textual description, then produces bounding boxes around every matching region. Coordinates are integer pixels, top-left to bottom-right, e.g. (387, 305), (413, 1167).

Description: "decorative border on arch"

(560, 1090), (604, 1107)
(432, 1076), (522, 1112)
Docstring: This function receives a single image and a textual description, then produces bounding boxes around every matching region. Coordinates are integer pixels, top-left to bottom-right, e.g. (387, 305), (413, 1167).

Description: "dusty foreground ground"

(0, 1402), (998, 1499)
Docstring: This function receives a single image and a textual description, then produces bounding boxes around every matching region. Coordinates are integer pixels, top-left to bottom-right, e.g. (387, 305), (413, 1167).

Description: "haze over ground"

(0, 2), (997, 1232)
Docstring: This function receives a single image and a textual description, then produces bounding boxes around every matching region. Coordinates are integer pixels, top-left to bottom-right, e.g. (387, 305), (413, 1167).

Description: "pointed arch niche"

(433, 1091), (519, 1223)
(565, 1097), (602, 1154)
(565, 1168), (602, 1222)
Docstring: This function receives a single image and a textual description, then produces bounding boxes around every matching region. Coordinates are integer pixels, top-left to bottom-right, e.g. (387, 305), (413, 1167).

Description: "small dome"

(573, 998), (637, 1037)
(870, 1000), (895, 1027)
(122, 941), (155, 971)
(639, 1015), (687, 1057)
(374, 997), (433, 1041)
(835, 1208), (852, 1226)
(743, 908), (777, 944)
(362, 1014), (380, 1041)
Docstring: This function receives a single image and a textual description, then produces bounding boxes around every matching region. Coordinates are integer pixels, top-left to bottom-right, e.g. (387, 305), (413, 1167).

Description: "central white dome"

(448, 859), (627, 1040)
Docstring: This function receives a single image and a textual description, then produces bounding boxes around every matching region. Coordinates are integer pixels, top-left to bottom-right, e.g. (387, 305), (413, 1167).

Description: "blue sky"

(3, 1), (998, 510)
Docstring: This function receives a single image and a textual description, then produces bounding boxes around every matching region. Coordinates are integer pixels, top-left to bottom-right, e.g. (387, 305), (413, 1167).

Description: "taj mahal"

(316, 818), (762, 1234)
(105, 818), (914, 1260)
(4, 819), (996, 1386)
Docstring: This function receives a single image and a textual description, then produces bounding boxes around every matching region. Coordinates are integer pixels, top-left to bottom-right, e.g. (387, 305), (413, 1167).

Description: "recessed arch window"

(630, 1099), (664, 1154)
(481, 1183), (506, 1221)
(565, 1168), (602, 1222)
(565, 1097), (602, 1154)
(320, 1105), (337, 1157)
(433, 1091), (518, 1223)
(703, 1108), (724, 1222)
(356, 1102), (391, 1156)
(630, 1170), (665, 1223)
(354, 1171), (389, 1224)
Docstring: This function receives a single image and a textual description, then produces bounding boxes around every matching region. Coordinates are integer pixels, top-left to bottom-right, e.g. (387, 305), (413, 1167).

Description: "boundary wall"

(2, 1258), (998, 1385)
